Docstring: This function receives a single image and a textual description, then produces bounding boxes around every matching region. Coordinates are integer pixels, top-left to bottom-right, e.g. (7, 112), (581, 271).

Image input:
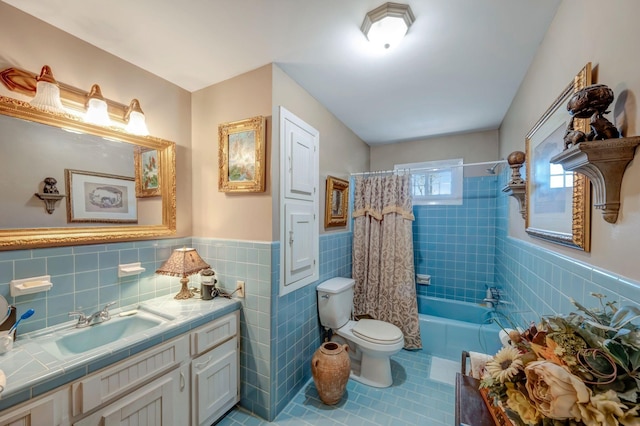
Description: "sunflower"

(486, 346), (524, 383)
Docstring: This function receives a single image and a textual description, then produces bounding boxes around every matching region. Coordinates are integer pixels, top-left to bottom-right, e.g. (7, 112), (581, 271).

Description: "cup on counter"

(0, 330), (13, 354)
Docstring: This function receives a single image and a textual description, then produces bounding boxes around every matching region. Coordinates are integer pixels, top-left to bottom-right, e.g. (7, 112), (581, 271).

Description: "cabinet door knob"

(180, 371), (185, 390)
(195, 356), (212, 369)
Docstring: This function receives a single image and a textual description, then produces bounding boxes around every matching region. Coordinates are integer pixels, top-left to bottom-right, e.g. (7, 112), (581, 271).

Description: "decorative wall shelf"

(550, 137), (640, 223)
(34, 193), (65, 214)
(502, 151), (526, 220)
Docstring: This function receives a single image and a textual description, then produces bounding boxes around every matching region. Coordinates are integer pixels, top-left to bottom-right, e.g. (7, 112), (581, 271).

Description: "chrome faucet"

(483, 287), (501, 308)
(69, 301), (116, 328)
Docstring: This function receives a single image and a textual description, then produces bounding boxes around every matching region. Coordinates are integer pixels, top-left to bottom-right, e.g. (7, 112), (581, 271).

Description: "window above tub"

(394, 158), (463, 205)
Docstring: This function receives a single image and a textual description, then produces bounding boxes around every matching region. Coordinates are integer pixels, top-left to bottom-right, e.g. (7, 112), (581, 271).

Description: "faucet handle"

(69, 311), (87, 324)
(100, 301), (117, 320)
(103, 301), (117, 310)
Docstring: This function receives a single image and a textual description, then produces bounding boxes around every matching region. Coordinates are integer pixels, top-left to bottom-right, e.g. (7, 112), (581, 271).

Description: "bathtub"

(417, 295), (502, 360)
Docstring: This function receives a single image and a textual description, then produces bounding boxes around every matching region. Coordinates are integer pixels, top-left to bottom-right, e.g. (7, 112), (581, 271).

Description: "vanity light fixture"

(361, 2), (415, 50)
(0, 65), (151, 134)
(84, 84), (111, 126)
(156, 247), (210, 300)
(29, 65), (65, 113)
(124, 98), (149, 136)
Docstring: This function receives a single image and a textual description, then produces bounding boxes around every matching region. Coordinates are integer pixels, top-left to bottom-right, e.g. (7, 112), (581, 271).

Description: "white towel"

(0, 369), (5, 394)
(469, 351), (493, 379)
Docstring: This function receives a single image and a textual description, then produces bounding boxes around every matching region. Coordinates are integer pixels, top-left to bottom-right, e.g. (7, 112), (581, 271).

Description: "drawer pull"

(195, 356), (212, 369)
(180, 371), (185, 390)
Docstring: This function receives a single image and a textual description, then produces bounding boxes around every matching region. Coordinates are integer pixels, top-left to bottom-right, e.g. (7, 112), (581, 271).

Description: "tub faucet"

(69, 301), (116, 328)
(483, 287), (501, 308)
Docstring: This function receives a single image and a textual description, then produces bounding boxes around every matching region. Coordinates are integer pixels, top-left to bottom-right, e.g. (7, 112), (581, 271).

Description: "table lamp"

(156, 247), (210, 299)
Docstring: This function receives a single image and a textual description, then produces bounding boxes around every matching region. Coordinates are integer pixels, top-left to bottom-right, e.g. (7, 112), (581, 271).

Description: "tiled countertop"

(0, 295), (241, 411)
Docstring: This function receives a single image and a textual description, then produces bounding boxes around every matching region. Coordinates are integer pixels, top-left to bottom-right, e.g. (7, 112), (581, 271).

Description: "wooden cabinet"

(0, 310), (240, 426)
(192, 338), (238, 426)
(190, 311), (240, 426)
(73, 365), (188, 426)
(0, 387), (69, 426)
(279, 106), (319, 295)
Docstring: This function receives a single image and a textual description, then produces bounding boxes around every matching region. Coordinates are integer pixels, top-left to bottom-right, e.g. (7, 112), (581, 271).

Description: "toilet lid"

(352, 319), (403, 344)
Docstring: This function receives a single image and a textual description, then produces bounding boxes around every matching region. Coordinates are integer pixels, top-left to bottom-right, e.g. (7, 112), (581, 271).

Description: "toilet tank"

(317, 277), (355, 330)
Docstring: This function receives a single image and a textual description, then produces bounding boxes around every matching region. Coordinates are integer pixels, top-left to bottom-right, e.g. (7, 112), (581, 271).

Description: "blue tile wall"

(190, 237), (273, 421)
(0, 238), (191, 334)
(191, 232), (352, 422)
(413, 176), (497, 303)
(494, 168), (640, 326)
(270, 231), (352, 421)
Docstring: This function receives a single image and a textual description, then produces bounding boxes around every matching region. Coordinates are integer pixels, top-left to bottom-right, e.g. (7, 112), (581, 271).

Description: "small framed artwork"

(65, 169), (137, 223)
(325, 176), (349, 228)
(134, 147), (161, 197)
(218, 116), (266, 193)
(525, 63), (591, 251)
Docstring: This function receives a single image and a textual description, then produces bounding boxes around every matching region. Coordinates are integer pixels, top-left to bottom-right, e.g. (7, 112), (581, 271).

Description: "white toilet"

(317, 277), (404, 388)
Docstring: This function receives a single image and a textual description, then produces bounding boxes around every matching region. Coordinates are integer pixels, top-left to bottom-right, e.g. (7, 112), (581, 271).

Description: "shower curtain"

(352, 174), (422, 349)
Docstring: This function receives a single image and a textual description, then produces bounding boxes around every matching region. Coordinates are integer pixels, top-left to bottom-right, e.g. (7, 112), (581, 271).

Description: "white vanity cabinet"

(73, 364), (188, 426)
(0, 309), (240, 426)
(71, 335), (190, 426)
(190, 310), (240, 426)
(0, 386), (69, 426)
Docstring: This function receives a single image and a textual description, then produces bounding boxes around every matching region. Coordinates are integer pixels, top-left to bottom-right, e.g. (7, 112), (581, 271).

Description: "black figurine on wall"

(564, 83), (620, 149)
(43, 177), (59, 194)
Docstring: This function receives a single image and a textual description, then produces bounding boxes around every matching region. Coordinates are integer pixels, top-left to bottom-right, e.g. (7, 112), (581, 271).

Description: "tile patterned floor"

(218, 350), (455, 426)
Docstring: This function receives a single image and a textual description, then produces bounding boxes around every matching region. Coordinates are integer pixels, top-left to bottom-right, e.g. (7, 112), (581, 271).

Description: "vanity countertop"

(0, 295), (241, 410)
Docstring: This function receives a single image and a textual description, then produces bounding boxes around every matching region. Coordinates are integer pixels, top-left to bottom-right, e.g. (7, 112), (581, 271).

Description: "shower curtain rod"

(350, 160), (507, 176)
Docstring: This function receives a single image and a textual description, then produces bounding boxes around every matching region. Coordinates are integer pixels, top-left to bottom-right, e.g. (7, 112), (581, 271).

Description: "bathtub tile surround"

(219, 349), (454, 426)
(413, 175), (498, 303)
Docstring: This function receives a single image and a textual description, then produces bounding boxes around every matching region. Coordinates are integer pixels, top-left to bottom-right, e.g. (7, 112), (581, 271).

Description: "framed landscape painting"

(218, 116), (266, 193)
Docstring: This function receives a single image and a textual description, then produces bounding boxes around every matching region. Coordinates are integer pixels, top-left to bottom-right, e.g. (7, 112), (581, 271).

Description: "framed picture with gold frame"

(134, 147), (161, 198)
(65, 169), (137, 224)
(218, 116), (266, 193)
(325, 176), (349, 228)
(525, 63), (591, 252)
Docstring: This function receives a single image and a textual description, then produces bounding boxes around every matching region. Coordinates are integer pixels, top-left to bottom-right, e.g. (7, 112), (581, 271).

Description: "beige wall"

(370, 129), (500, 176)
(272, 65), (369, 236)
(0, 3), (193, 237)
(500, 0), (640, 281)
(191, 65), (273, 241)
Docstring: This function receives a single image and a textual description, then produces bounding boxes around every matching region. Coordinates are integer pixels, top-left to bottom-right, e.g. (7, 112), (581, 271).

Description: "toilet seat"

(352, 319), (403, 345)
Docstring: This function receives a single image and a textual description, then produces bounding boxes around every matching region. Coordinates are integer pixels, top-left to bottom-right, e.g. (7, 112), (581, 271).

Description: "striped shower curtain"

(352, 174), (422, 349)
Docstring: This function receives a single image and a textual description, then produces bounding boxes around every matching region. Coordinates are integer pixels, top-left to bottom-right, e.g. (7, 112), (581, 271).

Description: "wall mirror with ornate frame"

(324, 176), (349, 228)
(0, 95), (176, 250)
(525, 63), (591, 251)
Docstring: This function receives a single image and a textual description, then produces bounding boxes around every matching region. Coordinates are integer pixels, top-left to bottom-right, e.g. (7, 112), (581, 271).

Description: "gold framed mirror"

(325, 176), (349, 228)
(525, 63), (591, 251)
(0, 95), (176, 250)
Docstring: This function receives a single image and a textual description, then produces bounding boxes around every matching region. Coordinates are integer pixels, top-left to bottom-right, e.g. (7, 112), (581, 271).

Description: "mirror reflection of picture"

(135, 147), (161, 198)
(331, 189), (342, 217)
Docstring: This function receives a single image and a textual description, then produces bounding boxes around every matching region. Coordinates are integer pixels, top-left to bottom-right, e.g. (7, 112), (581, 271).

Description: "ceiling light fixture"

(124, 99), (149, 136)
(84, 84), (111, 126)
(29, 65), (65, 113)
(361, 2), (415, 50)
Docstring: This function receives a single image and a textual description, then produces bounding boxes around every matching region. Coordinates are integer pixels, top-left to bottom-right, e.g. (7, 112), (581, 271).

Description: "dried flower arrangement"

(480, 293), (640, 426)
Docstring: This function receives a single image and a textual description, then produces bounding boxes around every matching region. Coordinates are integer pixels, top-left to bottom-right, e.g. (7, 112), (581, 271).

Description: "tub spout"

(483, 298), (498, 309)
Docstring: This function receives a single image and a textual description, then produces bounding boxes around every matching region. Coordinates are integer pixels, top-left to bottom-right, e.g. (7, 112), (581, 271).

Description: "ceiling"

(3, 0), (561, 146)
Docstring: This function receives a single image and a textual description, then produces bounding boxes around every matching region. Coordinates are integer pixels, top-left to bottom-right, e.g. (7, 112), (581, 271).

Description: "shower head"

(486, 163), (499, 175)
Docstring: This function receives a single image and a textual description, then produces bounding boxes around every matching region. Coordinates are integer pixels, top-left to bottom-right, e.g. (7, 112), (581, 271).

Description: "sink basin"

(39, 311), (168, 358)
